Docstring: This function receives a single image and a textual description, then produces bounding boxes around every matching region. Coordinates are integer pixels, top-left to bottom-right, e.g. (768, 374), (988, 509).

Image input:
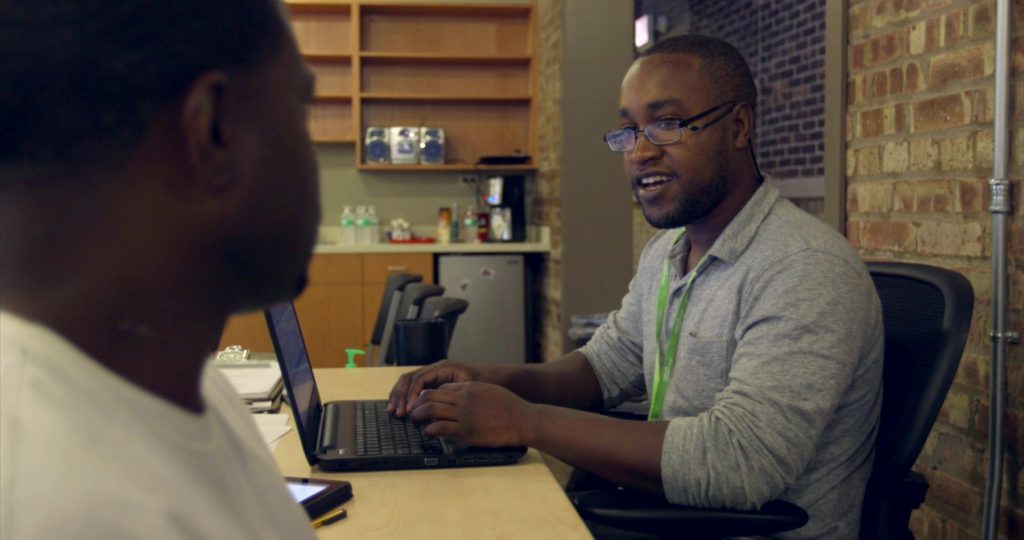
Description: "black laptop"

(264, 302), (526, 471)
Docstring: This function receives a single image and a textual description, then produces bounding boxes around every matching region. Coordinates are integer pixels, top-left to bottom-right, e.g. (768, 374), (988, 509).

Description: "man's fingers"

(387, 373), (413, 414)
(404, 367), (451, 411)
(408, 401), (460, 423)
(421, 420), (461, 439)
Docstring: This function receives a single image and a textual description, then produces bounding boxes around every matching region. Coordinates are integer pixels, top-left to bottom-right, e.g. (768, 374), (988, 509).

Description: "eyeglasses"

(603, 101), (738, 152)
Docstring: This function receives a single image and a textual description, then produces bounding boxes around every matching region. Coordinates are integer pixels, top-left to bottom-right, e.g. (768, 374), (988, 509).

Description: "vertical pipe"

(982, 0), (1014, 538)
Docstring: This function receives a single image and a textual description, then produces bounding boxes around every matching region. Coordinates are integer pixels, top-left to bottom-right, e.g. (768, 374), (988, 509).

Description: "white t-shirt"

(0, 311), (316, 540)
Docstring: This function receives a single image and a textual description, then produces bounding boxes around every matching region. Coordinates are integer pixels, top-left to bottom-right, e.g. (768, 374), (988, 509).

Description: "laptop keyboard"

(355, 401), (442, 457)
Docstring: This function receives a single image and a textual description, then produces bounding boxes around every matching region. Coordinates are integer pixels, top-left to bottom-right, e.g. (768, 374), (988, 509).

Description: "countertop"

(313, 226), (550, 254)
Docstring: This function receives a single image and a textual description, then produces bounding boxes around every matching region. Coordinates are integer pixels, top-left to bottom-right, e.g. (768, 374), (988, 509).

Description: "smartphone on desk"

(285, 477), (352, 520)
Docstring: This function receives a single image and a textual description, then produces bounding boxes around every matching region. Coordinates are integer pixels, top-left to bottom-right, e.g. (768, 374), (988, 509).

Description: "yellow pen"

(311, 507), (348, 529)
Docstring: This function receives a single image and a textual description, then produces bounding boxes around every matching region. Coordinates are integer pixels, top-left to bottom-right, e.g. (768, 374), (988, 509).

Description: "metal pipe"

(982, 0), (1018, 538)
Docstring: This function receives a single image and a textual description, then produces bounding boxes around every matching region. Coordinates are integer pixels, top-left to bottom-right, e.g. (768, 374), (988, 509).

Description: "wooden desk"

(272, 367), (592, 539)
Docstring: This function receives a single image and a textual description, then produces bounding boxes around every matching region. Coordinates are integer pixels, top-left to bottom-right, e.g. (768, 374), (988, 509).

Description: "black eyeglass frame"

(603, 100), (740, 152)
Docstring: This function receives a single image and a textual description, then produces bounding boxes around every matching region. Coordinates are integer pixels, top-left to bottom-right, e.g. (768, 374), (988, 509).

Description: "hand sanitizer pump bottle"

(344, 349), (365, 368)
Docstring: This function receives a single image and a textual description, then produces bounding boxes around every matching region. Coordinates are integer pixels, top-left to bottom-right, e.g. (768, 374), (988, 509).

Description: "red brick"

(959, 179), (984, 213)
(920, 469), (983, 520)
(877, 30), (904, 65)
(847, 218), (862, 246)
(930, 46), (987, 90)
(973, 88), (993, 123)
(1014, 35), (1024, 73)
(851, 42), (867, 71)
(890, 66), (905, 94)
(861, 107), (886, 138)
(925, 17), (942, 52)
(873, 71), (889, 98)
(944, 10), (964, 48)
(913, 93), (968, 132)
(894, 103), (907, 132)
(968, 2), (994, 39)
(952, 351), (989, 392)
(860, 220), (904, 251)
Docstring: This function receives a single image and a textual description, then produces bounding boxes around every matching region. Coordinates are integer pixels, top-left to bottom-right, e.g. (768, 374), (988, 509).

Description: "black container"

(394, 319), (449, 366)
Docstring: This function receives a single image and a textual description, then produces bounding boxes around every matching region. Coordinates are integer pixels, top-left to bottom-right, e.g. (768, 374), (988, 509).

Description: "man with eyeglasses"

(389, 35), (882, 539)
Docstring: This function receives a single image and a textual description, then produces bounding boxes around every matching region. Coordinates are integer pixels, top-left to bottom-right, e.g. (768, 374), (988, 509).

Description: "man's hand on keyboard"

(405, 381), (535, 448)
(388, 360), (480, 417)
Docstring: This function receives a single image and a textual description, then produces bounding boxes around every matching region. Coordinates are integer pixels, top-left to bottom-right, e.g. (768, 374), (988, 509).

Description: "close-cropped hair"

(641, 34), (758, 113)
(0, 0), (287, 186)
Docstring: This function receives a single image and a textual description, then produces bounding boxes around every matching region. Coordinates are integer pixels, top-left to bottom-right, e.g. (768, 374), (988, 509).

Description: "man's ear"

(730, 102), (755, 150)
(180, 71), (233, 187)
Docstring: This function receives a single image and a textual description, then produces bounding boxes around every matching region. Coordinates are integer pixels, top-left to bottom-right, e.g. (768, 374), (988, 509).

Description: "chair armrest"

(570, 488), (808, 539)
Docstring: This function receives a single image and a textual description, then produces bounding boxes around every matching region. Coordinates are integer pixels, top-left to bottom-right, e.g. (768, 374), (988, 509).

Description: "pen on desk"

(311, 507), (347, 529)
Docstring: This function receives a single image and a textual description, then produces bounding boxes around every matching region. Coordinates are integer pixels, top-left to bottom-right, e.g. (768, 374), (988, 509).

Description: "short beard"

(641, 172), (730, 229)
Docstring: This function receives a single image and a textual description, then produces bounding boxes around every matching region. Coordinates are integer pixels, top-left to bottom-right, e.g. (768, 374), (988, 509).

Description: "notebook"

(264, 302), (526, 471)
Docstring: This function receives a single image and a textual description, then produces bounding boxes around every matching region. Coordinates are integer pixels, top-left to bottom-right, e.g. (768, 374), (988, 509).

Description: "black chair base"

(571, 488), (808, 540)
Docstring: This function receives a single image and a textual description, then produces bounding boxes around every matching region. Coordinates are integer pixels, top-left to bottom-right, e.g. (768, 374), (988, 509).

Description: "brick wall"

(532, 0), (564, 362)
(846, 0), (1024, 538)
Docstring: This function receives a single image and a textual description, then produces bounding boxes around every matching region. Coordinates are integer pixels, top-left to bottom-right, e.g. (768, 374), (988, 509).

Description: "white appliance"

(389, 126), (420, 164)
(439, 255), (528, 364)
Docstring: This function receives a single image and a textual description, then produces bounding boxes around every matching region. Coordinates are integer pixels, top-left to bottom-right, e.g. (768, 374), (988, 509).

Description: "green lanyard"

(648, 230), (708, 421)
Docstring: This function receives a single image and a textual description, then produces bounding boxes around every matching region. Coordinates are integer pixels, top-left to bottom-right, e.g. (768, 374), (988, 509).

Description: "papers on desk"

(218, 361), (284, 413)
(253, 413), (291, 452)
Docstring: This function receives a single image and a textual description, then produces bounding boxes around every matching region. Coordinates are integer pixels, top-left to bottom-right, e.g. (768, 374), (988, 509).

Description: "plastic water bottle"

(366, 205), (381, 244)
(340, 206), (356, 245)
(355, 205), (370, 245)
(463, 205), (479, 242)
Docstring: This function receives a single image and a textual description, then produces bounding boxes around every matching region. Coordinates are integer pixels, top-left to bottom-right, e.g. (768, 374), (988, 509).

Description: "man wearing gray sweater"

(388, 35), (882, 539)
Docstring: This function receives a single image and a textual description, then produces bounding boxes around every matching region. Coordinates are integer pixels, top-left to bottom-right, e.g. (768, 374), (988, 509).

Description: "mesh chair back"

(862, 262), (973, 538)
(370, 273), (421, 345)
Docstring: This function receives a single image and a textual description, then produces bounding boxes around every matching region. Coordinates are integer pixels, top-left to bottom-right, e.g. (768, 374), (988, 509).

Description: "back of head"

(0, 0), (287, 189)
(640, 34), (757, 113)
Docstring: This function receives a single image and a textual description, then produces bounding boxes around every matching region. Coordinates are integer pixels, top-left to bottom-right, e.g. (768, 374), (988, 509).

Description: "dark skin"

(0, 29), (319, 413)
(388, 52), (762, 495)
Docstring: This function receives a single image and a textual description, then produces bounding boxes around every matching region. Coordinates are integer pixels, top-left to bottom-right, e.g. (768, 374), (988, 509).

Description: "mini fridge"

(438, 254), (528, 364)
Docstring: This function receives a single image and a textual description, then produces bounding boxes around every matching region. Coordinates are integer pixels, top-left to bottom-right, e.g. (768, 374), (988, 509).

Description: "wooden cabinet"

(284, 1), (537, 172)
(218, 252), (433, 368)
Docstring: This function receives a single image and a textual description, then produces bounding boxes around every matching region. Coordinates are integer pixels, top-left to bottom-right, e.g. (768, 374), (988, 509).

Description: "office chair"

(383, 283), (445, 365)
(367, 273), (421, 366)
(571, 262), (973, 540)
(419, 296), (470, 351)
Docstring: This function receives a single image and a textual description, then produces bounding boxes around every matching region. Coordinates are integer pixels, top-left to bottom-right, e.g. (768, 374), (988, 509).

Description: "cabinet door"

(218, 254), (364, 366)
(294, 283), (364, 368)
(362, 253), (434, 284)
(218, 311), (274, 352)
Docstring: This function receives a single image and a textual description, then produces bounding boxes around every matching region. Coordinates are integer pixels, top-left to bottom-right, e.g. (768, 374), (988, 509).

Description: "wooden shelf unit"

(284, 1), (537, 165)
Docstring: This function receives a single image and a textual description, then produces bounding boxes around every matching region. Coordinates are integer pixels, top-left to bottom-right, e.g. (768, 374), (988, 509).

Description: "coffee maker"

(485, 175), (526, 242)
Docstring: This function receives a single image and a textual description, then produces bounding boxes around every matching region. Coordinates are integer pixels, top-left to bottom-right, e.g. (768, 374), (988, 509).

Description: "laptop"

(264, 302), (526, 471)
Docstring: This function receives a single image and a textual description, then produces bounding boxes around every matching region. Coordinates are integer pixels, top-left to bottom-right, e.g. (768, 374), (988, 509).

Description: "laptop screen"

(264, 303), (322, 464)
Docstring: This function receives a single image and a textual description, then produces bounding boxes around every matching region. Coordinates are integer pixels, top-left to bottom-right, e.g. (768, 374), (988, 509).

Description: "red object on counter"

(388, 237), (436, 244)
(476, 212), (489, 242)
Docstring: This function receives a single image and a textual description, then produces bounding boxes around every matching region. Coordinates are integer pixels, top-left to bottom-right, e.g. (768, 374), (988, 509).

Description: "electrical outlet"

(458, 174), (479, 186)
